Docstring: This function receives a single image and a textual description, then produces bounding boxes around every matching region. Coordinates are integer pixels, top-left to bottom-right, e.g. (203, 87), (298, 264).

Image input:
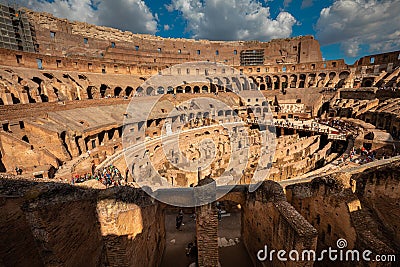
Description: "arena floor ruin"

(0, 3), (399, 267)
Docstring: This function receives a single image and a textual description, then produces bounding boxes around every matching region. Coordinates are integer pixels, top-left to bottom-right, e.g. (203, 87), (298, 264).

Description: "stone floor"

(160, 211), (253, 267)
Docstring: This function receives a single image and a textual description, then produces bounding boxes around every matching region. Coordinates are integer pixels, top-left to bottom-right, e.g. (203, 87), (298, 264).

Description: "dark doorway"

(0, 151), (6, 172)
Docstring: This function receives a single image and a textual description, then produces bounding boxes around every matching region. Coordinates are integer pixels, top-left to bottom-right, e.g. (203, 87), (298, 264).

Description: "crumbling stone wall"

(0, 178), (166, 267)
(241, 181), (318, 267)
(286, 163), (400, 267)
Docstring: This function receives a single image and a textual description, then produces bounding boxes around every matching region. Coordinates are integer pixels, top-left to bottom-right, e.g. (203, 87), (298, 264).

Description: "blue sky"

(16, 0), (400, 65)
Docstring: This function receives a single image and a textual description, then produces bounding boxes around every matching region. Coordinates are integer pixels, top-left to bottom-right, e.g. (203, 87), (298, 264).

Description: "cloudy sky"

(15, 0), (400, 64)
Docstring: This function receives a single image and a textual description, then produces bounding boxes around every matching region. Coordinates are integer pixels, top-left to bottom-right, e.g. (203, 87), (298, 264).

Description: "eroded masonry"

(0, 3), (399, 267)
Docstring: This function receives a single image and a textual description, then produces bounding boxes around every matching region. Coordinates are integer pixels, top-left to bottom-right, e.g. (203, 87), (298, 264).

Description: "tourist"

(176, 211), (183, 231)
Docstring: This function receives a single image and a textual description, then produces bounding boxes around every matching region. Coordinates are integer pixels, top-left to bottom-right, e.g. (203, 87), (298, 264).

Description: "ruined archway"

(100, 84), (108, 98)
(125, 86), (134, 97)
(114, 87), (122, 97)
(290, 74), (297, 88)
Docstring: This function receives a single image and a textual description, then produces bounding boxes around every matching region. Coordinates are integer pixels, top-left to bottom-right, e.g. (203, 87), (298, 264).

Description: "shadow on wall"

(0, 178), (166, 267)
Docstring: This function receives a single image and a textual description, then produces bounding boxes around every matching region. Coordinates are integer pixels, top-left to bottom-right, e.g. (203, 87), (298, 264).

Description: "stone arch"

(273, 75), (280, 90)
(125, 86), (134, 97)
(290, 74), (297, 88)
(210, 84), (217, 93)
(136, 87), (144, 96)
(146, 87), (155, 96)
(176, 86), (184, 94)
(11, 93), (21, 104)
(265, 75), (273, 90)
(317, 73), (327, 87)
(202, 85), (209, 93)
(299, 74), (306, 88)
(337, 71), (350, 88)
(240, 76), (250, 90)
(87, 86), (97, 99)
(249, 76), (258, 90)
(100, 84), (108, 98)
(326, 72), (337, 87)
(260, 84), (266, 90)
(167, 86), (174, 94)
(223, 77), (231, 85)
(114, 87), (123, 97)
(185, 86), (192, 93)
(193, 86), (200, 94)
(157, 87), (165, 95)
(281, 75), (288, 90)
(308, 73), (316, 87)
(362, 79), (374, 87)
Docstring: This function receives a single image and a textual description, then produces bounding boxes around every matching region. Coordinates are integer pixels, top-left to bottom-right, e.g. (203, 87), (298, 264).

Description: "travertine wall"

(23, 9), (322, 66)
(241, 181), (318, 267)
(0, 180), (166, 267)
(286, 162), (400, 267)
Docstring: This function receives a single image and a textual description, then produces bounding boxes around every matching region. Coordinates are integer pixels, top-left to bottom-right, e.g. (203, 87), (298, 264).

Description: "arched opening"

(125, 86), (134, 97)
(363, 79), (373, 87)
(185, 86), (192, 94)
(146, 87), (154, 96)
(176, 86), (184, 94)
(22, 135), (30, 143)
(114, 87), (122, 97)
(337, 71), (350, 88)
(39, 94), (48, 103)
(210, 84), (217, 93)
(281, 75), (288, 90)
(260, 84), (266, 90)
(290, 74), (297, 88)
(194, 86), (200, 94)
(308, 73), (316, 87)
(0, 97), (4, 105)
(157, 87), (165, 95)
(100, 84), (108, 98)
(265, 76), (273, 90)
(299, 74), (306, 88)
(202, 86), (209, 93)
(11, 93), (21, 104)
(273, 76), (280, 90)
(87, 86), (96, 99)
(167, 87), (174, 94)
(327, 72), (337, 87)
(136, 87), (144, 96)
(317, 73), (327, 87)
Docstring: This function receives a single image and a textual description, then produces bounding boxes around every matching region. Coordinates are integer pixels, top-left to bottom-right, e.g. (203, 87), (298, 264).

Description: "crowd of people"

(318, 118), (359, 135)
(71, 165), (125, 188)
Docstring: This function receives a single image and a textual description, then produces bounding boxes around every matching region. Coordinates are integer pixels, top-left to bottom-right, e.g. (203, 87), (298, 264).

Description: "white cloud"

(164, 24), (171, 31)
(316, 0), (400, 57)
(16, 0), (158, 34)
(168, 0), (297, 41)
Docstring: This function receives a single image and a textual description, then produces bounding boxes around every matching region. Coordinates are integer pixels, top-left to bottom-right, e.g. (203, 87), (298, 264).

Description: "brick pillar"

(195, 178), (219, 267)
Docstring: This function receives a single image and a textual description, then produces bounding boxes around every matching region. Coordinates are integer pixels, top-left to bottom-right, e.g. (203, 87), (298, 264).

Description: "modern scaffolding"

(240, 49), (265, 66)
(0, 1), (36, 52)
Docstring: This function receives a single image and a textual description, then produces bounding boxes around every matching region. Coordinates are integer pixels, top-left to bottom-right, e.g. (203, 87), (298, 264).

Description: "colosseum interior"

(0, 3), (399, 267)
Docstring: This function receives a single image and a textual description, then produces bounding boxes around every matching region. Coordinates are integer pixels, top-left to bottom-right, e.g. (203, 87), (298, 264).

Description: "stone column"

(195, 178), (219, 267)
